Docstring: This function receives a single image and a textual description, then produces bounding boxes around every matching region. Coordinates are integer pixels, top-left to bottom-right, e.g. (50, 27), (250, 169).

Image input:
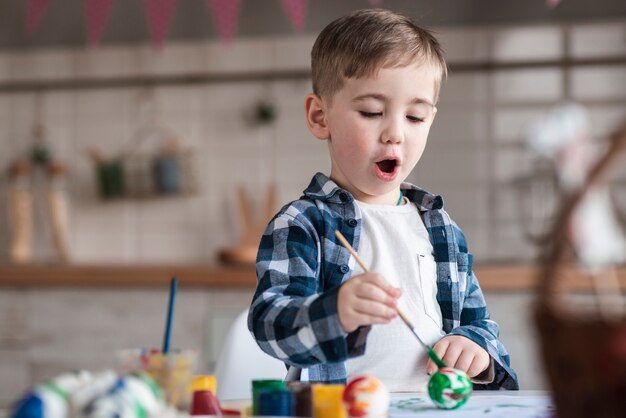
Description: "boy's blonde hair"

(311, 9), (447, 103)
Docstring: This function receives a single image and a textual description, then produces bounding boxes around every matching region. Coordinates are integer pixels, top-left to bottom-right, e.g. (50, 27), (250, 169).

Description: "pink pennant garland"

(546, 0), (561, 9)
(26, 0), (50, 35)
(368, 0), (383, 6)
(281, 0), (307, 33)
(206, 0), (240, 43)
(144, 0), (178, 48)
(85, 0), (116, 47)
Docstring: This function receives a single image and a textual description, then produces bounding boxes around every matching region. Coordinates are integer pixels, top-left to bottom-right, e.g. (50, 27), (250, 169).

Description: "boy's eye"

(359, 111), (382, 118)
(407, 115), (426, 123)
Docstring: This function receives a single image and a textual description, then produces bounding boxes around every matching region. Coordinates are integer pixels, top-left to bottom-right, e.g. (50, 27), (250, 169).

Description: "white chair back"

(214, 309), (286, 400)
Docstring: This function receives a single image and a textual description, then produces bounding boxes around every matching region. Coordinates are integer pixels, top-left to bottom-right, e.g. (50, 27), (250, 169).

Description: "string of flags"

(26, 0), (564, 48)
(85, 0), (116, 47)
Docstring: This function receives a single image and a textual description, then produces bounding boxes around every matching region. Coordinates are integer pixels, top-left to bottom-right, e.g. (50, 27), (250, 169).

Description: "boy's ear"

(304, 93), (330, 140)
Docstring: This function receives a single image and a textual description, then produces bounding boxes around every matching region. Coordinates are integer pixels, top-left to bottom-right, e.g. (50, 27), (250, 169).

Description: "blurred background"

(0, 0), (625, 407)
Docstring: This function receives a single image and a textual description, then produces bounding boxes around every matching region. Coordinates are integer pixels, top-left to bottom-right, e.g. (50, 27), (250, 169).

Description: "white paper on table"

(388, 392), (554, 418)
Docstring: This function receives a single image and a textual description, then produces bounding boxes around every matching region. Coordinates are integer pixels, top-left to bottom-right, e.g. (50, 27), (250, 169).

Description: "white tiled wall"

(493, 69), (564, 103)
(570, 65), (626, 100)
(436, 28), (490, 63)
(0, 287), (254, 406)
(569, 21), (626, 58)
(491, 26), (563, 62)
(1, 21), (622, 263)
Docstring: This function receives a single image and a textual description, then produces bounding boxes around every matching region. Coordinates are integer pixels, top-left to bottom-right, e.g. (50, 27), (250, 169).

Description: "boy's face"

(307, 62), (438, 205)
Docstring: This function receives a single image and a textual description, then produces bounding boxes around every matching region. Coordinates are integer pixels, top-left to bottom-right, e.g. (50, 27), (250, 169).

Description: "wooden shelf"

(0, 263), (624, 291)
(0, 264), (256, 288)
(477, 264), (626, 292)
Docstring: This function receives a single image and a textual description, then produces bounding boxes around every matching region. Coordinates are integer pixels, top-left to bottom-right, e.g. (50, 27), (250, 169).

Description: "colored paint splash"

(391, 397), (432, 413)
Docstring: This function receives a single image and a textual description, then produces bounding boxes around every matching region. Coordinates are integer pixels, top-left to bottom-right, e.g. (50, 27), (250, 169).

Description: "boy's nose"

(381, 119), (403, 144)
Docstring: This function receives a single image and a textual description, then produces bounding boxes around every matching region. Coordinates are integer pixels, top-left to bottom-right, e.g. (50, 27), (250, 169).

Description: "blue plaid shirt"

(249, 173), (519, 390)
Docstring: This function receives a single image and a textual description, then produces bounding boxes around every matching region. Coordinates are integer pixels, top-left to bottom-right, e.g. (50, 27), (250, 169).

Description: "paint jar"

(287, 382), (313, 417)
(190, 375), (221, 415)
(257, 388), (293, 416)
(251, 379), (286, 415)
(116, 348), (197, 409)
(312, 384), (346, 418)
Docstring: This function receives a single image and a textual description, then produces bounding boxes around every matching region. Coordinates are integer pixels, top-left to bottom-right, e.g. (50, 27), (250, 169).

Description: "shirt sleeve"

(448, 268), (520, 390)
(248, 209), (370, 368)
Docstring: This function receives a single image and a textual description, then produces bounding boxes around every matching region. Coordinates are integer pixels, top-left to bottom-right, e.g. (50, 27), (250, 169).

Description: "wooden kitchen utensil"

(219, 184), (276, 265)
(8, 161), (33, 264)
(47, 162), (70, 262)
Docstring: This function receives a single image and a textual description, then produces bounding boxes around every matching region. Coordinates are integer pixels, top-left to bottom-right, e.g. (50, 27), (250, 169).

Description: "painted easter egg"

(427, 367), (472, 410)
(343, 375), (390, 417)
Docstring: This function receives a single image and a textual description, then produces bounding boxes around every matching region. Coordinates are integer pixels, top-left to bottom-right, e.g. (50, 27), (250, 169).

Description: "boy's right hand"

(337, 272), (402, 333)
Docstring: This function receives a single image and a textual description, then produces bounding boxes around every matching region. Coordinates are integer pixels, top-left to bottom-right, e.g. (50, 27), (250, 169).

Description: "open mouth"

(376, 159), (398, 173)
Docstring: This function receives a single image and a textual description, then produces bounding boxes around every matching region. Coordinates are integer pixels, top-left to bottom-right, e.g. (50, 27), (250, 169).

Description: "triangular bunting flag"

(144, 0), (178, 48)
(281, 0), (307, 33)
(206, 0), (241, 43)
(85, 0), (116, 47)
(546, 0), (561, 9)
(26, 0), (50, 35)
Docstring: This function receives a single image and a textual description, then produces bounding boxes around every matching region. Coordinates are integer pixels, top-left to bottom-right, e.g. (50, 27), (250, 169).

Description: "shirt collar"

(303, 172), (444, 211)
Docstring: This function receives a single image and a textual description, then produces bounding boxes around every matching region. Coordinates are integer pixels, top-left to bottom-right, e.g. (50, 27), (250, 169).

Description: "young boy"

(248, 8), (519, 391)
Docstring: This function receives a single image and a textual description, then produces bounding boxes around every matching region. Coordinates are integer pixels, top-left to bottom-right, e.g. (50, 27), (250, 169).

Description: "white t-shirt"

(345, 198), (446, 392)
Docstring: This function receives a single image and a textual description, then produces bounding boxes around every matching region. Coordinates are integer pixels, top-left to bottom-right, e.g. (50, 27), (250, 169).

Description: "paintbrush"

(334, 230), (447, 369)
(162, 277), (178, 354)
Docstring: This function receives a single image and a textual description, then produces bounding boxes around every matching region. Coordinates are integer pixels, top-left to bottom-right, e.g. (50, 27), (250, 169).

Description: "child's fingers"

(467, 356), (489, 378)
(441, 343), (463, 369)
(361, 273), (402, 299)
(425, 359), (436, 375)
(426, 336), (491, 377)
(427, 338), (450, 374)
(337, 272), (403, 332)
(352, 311), (396, 326)
(340, 302), (396, 330)
(432, 338), (450, 360)
(353, 299), (397, 321)
(453, 351), (474, 374)
(354, 281), (399, 307)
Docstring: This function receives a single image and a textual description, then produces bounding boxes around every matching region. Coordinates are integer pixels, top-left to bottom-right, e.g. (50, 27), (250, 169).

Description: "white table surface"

(2, 391), (553, 418)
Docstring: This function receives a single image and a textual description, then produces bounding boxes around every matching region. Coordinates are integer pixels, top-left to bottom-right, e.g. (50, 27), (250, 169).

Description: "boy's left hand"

(426, 335), (490, 378)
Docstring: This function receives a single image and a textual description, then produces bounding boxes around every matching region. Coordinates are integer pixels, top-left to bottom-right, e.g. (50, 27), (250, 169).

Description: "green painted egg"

(427, 367), (473, 409)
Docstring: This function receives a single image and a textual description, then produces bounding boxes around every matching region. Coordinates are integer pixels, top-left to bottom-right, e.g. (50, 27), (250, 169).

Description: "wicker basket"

(535, 122), (626, 418)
